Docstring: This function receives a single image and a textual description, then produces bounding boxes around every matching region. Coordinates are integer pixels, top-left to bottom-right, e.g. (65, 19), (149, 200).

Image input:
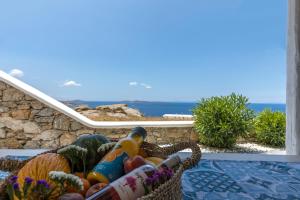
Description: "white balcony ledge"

(0, 70), (194, 129)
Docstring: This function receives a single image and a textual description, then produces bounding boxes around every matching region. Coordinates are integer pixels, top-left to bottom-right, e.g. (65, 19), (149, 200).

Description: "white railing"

(0, 70), (194, 128)
(163, 114), (193, 119)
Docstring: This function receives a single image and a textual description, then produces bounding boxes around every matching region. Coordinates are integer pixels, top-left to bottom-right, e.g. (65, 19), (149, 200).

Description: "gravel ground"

(166, 142), (286, 154)
(198, 142), (285, 154)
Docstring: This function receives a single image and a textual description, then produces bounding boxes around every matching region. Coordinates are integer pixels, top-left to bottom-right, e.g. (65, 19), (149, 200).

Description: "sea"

(66, 101), (286, 117)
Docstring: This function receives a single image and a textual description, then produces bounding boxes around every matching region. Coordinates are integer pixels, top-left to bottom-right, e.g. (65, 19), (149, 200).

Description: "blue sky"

(0, 0), (287, 103)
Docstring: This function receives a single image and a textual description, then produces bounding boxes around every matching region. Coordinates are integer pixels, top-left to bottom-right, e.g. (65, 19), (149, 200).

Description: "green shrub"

(254, 109), (286, 147)
(193, 93), (255, 148)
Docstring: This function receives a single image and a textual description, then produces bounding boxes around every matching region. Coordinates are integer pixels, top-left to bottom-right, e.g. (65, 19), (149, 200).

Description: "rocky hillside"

(74, 104), (143, 120)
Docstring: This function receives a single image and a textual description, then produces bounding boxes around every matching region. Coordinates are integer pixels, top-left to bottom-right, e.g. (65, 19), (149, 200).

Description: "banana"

(145, 157), (164, 166)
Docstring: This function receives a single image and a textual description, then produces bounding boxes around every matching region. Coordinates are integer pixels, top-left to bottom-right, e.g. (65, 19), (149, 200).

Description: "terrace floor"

(1, 150), (300, 200)
(181, 154), (300, 200)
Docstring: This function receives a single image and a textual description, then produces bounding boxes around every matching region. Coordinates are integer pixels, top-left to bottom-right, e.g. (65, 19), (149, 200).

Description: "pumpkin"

(17, 153), (71, 200)
(72, 134), (110, 171)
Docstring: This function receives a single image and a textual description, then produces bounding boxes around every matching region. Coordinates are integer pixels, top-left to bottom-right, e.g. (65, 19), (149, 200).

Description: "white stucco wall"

(286, 0), (300, 155)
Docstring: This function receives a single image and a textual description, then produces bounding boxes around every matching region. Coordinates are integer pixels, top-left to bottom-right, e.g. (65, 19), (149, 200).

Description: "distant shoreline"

(62, 99), (285, 104)
(62, 100), (286, 117)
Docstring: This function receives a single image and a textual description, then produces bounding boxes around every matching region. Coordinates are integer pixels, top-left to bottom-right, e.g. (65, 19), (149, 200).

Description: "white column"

(286, 0), (300, 155)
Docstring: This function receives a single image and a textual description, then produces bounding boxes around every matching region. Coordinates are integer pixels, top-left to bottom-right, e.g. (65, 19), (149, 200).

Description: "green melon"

(72, 134), (110, 171)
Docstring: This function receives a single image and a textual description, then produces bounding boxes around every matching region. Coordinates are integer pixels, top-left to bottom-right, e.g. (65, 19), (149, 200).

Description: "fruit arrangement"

(5, 127), (181, 200)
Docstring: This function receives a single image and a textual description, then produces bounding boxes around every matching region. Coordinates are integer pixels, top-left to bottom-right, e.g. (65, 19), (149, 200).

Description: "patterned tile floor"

(182, 160), (300, 200)
(1, 156), (300, 199)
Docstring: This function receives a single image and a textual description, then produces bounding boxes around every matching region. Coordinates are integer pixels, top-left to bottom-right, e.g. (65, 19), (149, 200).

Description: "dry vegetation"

(89, 115), (192, 121)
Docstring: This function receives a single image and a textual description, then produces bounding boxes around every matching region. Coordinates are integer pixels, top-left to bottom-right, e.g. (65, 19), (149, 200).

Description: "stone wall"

(0, 81), (198, 149)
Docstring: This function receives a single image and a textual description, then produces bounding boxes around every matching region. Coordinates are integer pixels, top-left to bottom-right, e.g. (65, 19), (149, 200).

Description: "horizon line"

(60, 99), (286, 105)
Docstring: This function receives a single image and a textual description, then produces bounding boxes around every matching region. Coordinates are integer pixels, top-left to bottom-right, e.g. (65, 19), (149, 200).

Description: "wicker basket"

(0, 141), (201, 200)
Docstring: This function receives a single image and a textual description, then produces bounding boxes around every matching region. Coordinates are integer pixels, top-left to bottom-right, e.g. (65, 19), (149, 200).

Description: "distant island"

(62, 102), (191, 121)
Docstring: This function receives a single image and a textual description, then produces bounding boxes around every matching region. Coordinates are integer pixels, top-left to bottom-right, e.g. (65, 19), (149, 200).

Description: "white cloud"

(129, 81), (152, 89)
(129, 81), (138, 86)
(9, 69), (24, 78)
(63, 80), (81, 87)
(140, 83), (152, 89)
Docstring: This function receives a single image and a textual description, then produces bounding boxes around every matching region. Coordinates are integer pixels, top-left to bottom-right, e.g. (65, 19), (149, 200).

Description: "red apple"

(124, 155), (147, 173)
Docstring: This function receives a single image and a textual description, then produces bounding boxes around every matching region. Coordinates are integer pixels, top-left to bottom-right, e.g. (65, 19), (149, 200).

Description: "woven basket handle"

(161, 141), (201, 170)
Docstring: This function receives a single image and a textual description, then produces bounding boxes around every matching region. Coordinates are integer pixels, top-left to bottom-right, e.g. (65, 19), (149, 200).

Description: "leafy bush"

(193, 93), (254, 148)
(254, 109), (286, 147)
